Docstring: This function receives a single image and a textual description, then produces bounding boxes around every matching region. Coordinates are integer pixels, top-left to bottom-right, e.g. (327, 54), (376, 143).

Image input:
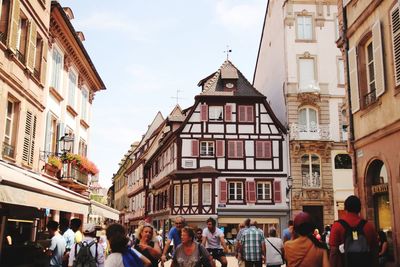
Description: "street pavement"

(162, 256), (239, 267)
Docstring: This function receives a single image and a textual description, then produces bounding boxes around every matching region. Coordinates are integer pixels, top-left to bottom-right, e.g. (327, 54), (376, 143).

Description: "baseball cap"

(83, 223), (96, 234)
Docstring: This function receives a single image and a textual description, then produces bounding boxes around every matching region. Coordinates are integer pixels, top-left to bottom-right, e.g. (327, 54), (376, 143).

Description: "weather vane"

(171, 89), (184, 105)
(224, 45), (232, 60)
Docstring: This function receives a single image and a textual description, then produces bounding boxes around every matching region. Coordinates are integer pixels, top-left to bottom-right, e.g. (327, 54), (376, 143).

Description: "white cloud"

(215, 0), (265, 31)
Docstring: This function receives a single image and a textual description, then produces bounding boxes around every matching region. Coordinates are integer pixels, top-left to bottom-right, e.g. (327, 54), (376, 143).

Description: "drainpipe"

(342, 6), (359, 197)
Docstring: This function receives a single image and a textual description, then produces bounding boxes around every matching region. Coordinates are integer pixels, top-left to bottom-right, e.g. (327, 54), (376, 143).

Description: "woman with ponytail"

(105, 223), (151, 267)
(283, 212), (330, 267)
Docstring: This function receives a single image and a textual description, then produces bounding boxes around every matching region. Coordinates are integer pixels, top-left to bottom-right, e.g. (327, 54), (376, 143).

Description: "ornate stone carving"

(305, 190), (321, 199)
(297, 92), (321, 105)
(78, 76), (85, 89)
(64, 55), (72, 71)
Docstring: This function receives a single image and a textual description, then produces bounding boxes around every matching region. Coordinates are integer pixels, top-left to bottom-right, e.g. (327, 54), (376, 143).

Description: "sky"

(60, 0), (267, 188)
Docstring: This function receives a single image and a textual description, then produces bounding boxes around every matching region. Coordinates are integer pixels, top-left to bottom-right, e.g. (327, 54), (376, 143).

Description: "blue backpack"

(122, 247), (144, 267)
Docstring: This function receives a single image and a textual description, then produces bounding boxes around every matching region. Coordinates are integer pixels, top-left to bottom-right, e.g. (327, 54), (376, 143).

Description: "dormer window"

(209, 106), (223, 121)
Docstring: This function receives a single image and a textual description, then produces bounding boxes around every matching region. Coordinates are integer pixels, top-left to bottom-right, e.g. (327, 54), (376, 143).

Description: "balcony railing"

(2, 142), (15, 158)
(63, 164), (89, 185)
(33, 68), (40, 80)
(289, 123), (331, 141)
(303, 173), (321, 188)
(16, 50), (25, 64)
(364, 90), (377, 107)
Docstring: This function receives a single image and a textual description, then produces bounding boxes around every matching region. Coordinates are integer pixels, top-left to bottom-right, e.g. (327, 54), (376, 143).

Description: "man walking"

(161, 216), (185, 264)
(202, 217), (228, 267)
(46, 220), (66, 267)
(282, 220), (293, 243)
(329, 195), (379, 267)
(238, 220), (266, 267)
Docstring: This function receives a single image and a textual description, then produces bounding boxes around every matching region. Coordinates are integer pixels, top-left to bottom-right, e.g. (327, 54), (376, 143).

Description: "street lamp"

(286, 175), (293, 219)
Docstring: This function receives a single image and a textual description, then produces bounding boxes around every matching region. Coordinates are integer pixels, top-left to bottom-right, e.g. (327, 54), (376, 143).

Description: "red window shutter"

(247, 181), (256, 203)
(264, 141), (272, 158)
(225, 105), (232, 121)
(219, 181), (227, 204)
(228, 141), (235, 158)
(216, 140), (224, 157)
(274, 181), (282, 203)
(256, 141), (263, 158)
(238, 106), (246, 122)
(246, 106), (254, 122)
(236, 141), (243, 158)
(191, 140), (199, 156)
(200, 104), (208, 121)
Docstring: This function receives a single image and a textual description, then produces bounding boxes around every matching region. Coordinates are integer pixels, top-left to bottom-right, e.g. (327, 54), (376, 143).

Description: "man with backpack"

(68, 223), (105, 267)
(329, 195), (379, 267)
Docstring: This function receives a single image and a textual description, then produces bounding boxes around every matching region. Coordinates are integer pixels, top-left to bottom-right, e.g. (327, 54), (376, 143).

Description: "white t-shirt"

(105, 248), (143, 267)
(202, 227), (224, 249)
(265, 237), (284, 266)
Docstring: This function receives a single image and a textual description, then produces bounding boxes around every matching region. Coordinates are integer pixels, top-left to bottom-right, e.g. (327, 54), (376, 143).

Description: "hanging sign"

(371, 183), (388, 195)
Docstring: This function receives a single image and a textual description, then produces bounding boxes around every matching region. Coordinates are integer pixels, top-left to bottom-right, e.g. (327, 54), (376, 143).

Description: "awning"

(218, 217), (279, 224)
(0, 161), (89, 215)
(90, 200), (119, 220)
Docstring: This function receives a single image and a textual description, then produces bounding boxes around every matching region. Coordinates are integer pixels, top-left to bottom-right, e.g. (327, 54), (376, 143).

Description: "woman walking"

(134, 223), (162, 267)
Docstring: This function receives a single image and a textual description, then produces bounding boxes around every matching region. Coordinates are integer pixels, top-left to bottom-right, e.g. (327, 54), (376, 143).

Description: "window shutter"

(246, 106), (253, 122)
(219, 181), (227, 204)
(56, 123), (65, 154)
(228, 141), (235, 158)
(41, 40), (48, 84)
(246, 181), (256, 203)
(372, 20), (385, 97)
(216, 140), (224, 157)
(225, 105), (232, 121)
(264, 141), (272, 158)
(200, 104), (208, 121)
(7, 0), (20, 52)
(274, 181), (282, 203)
(236, 141), (243, 158)
(26, 21), (37, 72)
(256, 141), (263, 158)
(348, 47), (360, 113)
(238, 106), (246, 122)
(22, 111), (32, 164)
(44, 112), (52, 152)
(391, 6), (400, 86)
(191, 140), (199, 157)
(29, 114), (37, 165)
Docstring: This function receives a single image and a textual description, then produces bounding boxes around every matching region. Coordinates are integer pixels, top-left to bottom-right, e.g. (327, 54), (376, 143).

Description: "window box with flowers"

(45, 155), (62, 177)
(61, 153), (99, 175)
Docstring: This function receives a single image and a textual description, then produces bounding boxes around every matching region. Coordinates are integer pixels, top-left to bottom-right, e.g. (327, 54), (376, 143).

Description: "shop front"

(0, 161), (90, 266)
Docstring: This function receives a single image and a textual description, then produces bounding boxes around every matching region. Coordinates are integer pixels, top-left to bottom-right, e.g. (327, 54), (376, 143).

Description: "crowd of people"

(44, 195), (389, 267)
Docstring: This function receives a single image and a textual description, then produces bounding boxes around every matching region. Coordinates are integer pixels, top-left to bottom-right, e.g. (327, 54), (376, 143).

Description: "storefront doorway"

(303, 205), (323, 233)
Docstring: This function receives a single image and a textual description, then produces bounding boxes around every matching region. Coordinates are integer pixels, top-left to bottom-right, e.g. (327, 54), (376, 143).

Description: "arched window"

(301, 154), (321, 188)
(299, 107), (318, 132)
(334, 154), (352, 169)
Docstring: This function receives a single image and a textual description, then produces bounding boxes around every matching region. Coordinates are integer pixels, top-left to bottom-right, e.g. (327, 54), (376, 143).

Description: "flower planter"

(44, 163), (59, 177)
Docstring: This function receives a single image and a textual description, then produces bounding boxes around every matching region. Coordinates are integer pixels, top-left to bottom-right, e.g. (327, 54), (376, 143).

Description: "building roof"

(198, 60), (264, 97)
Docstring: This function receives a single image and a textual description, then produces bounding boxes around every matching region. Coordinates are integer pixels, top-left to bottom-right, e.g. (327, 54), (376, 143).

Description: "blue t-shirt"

(168, 227), (181, 248)
(283, 228), (291, 241)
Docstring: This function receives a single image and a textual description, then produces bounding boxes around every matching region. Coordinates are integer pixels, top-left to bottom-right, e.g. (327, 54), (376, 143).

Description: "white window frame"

(337, 58), (345, 85)
(4, 100), (15, 145)
(183, 184), (189, 206)
(202, 183), (212, 205)
(81, 88), (89, 121)
(297, 15), (313, 40)
(365, 40), (376, 94)
(68, 71), (77, 107)
(200, 141), (214, 157)
(301, 154), (321, 188)
(256, 181), (272, 202)
(51, 47), (63, 91)
(174, 185), (181, 206)
(299, 57), (317, 91)
(299, 107), (318, 132)
(209, 106), (223, 121)
(192, 184), (199, 205)
(228, 181), (243, 202)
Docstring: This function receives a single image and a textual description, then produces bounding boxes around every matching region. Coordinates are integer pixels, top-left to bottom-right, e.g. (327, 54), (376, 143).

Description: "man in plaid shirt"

(238, 221), (266, 267)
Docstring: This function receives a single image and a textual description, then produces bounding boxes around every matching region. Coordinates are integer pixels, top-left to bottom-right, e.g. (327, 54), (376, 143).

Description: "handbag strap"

(266, 238), (282, 256)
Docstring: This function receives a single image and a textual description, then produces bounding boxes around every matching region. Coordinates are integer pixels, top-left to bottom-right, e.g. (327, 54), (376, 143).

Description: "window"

(202, 183), (212, 205)
(22, 111), (37, 165)
(301, 154), (321, 188)
(299, 58), (317, 91)
(16, 15), (28, 63)
(174, 185), (181, 206)
(229, 181), (243, 201)
(257, 182), (272, 201)
(228, 140), (243, 158)
(0, 0), (11, 44)
(81, 88), (88, 121)
(364, 41), (377, 105)
(391, 5), (400, 86)
(255, 141), (272, 159)
(297, 15), (313, 40)
(334, 154), (352, 169)
(192, 184), (198, 205)
(209, 106), (223, 121)
(183, 184), (189, 206)
(3, 98), (19, 158)
(68, 72), (77, 107)
(238, 105), (254, 122)
(78, 138), (87, 157)
(33, 35), (43, 79)
(335, 15), (340, 41)
(338, 58), (345, 85)
(200, 141), (214, 156)
(299, 107), (318, 132)
(51, 48), (63, 91)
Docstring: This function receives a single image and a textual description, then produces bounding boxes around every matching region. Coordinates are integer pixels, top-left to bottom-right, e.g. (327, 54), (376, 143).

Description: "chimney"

(62, 7), (74, 20)
(76, 31), (85, 42)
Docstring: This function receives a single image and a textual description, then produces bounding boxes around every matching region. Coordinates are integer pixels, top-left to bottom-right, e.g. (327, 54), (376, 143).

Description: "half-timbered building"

(145, 61), (289, 238)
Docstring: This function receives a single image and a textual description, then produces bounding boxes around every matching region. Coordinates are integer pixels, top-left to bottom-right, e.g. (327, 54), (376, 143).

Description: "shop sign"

(218, 204), (226, 208)
(372, 183), (388, 195)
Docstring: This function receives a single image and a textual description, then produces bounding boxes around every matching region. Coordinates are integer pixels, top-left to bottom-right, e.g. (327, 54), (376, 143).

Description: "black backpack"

(72, 240), (98, 267)
(338, 219), (371, 267)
